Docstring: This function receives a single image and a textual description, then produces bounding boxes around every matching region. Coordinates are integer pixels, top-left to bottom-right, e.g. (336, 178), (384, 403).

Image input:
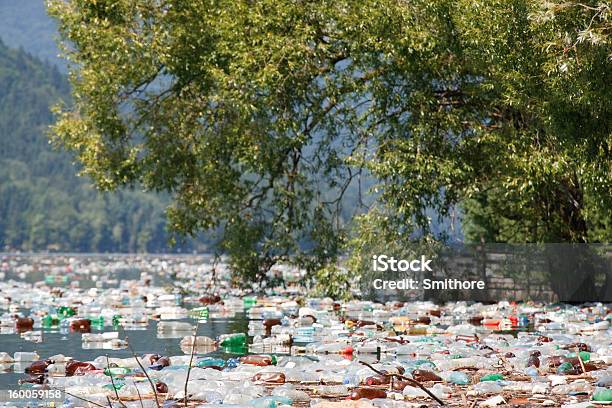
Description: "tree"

(49, 0), (610, 292)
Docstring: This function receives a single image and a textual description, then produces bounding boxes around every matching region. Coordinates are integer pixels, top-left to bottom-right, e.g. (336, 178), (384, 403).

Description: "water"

(0, 318), (249, 389)
(0, 262), (249, 389)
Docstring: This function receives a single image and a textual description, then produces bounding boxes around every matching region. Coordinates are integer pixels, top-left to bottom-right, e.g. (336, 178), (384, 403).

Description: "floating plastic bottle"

(240, 354), (277, 366)
(480, 373), (504, 382)
(350, 387), (387, 400)
(219, 332), (247, 347)
(592, 387), (612, 402)
(157, 321), (193, 332)
(104, 367), (131, 376)
(447, 371), (470, 385)
(196, 357), (225, 368)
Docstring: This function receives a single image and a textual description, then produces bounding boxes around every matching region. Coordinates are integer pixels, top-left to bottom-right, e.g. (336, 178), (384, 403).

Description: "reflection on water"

(0, 316), (250, 388)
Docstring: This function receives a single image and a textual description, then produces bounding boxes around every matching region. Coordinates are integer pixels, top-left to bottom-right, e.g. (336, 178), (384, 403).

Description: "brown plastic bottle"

(349, 387), (387, 400)
(392, 380), (411, 391)
(239, 355), (276, 366)
(252, 372), (286, 384)
(156, 381), (169, 393)
(144, 354), (162, 365)
(547, 355), (564, 367)
(562, 357), (597, 372)
(263, 319), (282, 334)
(199, 294), (221, 305)
(416, 316), (431, 325)
(156, 356), (170, 367)
(468, 316), (484, 325)
(69, 319), (91, 333)
(25, 360), (51, 374)
(412, 369), (442, 382)
(527, 355), (540, 368)
(566, 342), (590, 352)
(363, 374), (389, 385)
(65, 360), (96, 376)
(15, 317), (34, 331)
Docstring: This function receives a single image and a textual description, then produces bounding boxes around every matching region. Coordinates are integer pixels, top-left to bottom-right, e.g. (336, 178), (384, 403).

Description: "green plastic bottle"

(42, 315), (59, 327)
(104, 367), (131, 376)
(556, 362), (575, 374)
(90, 316), (104, 327)
(219, 333), (247, 347)
(568, 351), (591, 362)
(480, 373), (504, 382)
(190, 307), (209, 319)
(593, 388), (612, 402)
(223, 344), (248, 355)
(57, 306), (76, 319)
(243, 297), (257, 309)
(103, 382), (125, 391)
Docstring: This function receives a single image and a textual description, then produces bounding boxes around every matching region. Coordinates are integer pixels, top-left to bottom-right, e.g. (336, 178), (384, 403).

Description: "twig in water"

(106, 396), (114, 408)
(126, 336), (161, 408)
(65, 391), (107, 408)
(575, 347), (586, 374)
(359, 360), (445, 406)
(135, 385), (145, 408)
(106, 355), (127, 408)
(184, 321), (200, 407)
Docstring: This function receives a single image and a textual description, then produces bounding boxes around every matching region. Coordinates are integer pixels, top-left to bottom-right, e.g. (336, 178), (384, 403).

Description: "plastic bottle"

(65, 361), (96, 376)
(69, 319), (92, 332)
(480, 373), (504, 382)
(82, 332), (119, 342)
(15, 317), (34, 330)
(25, 360), (50, 374)
(196, 357), (225, 368)
(89, 316), (104, 326)
(350, 387), (387, 400)
(446, 371), (470, 385)
(103, 367), (131, 376)
(363, 375), (390, 386)
(556, 362), (579, 375)
(551, 380), (592, 395)
(46, 363), (66, 376)
(239, 355), (277, 366)
(249, 396), (292, 408)
(473, 381), (503, 394)
(252, 372), (286, 384)
(42, 315), (59, 328)
(243, 297), (257, 309)
(189, 307), (209, 319)
(157, 321), (193, 332)
(412, 369), (442, 382)
(57, 306), (76, 318)
(180, 335), (215, 347)
(219, 333), (247, 347)
(592, 387), (612, 402)
(14, 352), (39, 362)
(271, 384), (310, 403)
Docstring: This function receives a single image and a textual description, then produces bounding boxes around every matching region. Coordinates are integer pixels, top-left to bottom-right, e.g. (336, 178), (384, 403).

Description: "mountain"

(0, 39), (209, 252)
(0, 0), (64, 69)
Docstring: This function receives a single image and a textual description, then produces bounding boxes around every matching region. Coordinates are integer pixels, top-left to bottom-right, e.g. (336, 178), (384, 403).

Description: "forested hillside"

(0, 0), (64, 69)
(0, 40), (208, 252)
